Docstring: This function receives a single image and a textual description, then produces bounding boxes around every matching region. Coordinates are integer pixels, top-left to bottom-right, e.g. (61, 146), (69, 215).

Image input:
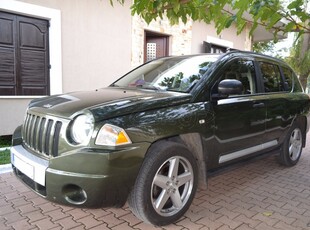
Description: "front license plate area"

(12, 153), (34, 180)
(11, 145), (48, 186)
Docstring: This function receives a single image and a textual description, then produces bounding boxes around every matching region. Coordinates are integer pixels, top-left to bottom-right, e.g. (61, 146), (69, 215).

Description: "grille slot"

(22, 112), (63, 157)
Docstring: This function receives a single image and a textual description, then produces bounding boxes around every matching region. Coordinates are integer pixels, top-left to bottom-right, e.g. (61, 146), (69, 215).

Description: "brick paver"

(1, 134), (310, 230)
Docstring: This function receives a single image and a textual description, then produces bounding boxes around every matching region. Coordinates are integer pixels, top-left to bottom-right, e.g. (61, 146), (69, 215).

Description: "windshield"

(112, 55), (220, 92)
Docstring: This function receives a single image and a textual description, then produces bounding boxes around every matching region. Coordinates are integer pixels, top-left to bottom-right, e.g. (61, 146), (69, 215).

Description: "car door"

(207, 58), (267, 169)
(256, 61), (304, 146)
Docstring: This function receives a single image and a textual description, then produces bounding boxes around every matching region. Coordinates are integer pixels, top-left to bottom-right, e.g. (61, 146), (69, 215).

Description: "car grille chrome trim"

(22, 112), (64, 157)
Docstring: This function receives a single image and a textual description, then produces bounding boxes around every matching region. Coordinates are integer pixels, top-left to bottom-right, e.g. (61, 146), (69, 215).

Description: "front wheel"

(279, 123), (304, 166)
(128, 141), (198, 226)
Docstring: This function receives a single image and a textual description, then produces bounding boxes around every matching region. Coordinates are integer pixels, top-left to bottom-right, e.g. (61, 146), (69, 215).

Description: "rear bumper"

(11, 142), (149, 208)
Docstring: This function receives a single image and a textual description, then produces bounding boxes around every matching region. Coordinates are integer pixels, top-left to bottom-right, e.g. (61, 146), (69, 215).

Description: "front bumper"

(11, 142), (149, 208)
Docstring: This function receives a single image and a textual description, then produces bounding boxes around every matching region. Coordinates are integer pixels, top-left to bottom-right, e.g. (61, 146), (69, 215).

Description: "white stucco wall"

(0, 0), (132, 135)
(0, 99), (30, 135)
(191, 21), (251, 53)
(0, 1), (253, 135)
(18, 0), (133, 92)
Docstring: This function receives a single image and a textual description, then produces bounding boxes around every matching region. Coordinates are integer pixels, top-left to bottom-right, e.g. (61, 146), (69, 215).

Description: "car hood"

(28, 87), (192, 121)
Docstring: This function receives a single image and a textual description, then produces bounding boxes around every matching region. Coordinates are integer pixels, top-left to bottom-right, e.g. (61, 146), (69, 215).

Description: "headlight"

(70, 114), (94, 144)
(95, 124), (132, 146)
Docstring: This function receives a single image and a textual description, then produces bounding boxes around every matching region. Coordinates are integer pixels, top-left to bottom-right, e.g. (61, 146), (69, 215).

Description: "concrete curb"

(0, 163), (12, 174)
(0, 147), (10, 151)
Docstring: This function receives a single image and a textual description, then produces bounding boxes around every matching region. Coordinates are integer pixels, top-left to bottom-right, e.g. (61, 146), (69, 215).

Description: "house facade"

(0, 0), (274, 135)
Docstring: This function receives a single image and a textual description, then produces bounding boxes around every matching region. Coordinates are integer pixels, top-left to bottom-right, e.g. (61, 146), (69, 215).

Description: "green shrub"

(0, 135), (12, 147)
(0, 136), (11, 165)
(0, 149), (10, 165)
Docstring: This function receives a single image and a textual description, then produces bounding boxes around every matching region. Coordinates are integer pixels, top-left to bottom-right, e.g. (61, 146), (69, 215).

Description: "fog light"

(62, 184), (87, 205)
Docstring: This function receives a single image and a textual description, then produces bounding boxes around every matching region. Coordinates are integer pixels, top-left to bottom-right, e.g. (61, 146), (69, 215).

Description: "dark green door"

(211, 96), (266, 167)
(206, 59), (267, 169)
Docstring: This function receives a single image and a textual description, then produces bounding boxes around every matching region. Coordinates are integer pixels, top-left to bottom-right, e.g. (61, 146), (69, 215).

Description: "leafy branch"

(110, 0), (310, 39)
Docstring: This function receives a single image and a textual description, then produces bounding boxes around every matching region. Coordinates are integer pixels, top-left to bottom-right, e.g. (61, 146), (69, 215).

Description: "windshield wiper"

(187, 80), (199, 91)
(136, 84), (162, 91)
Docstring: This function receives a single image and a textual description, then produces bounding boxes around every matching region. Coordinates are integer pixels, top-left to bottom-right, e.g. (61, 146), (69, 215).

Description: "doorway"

(144, 31), (169, 62)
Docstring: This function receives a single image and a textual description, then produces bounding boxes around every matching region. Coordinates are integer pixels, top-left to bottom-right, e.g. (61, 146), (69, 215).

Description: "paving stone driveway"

(1, 136), (310, 230)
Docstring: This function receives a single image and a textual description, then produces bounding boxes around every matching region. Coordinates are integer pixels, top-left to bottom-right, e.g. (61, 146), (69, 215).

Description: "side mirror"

(218, 79), (243, 96)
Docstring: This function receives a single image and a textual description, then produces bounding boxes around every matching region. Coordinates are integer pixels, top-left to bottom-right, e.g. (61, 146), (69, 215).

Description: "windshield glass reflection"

(113, 55), (220, 93)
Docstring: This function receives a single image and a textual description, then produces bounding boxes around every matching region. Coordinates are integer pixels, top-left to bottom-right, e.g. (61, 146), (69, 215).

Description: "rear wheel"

(128, 141), (198, 226)
(279, 123), (303, 166)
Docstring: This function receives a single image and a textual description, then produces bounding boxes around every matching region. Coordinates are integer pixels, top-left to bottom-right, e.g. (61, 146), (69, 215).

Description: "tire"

(128, 141), (198, 226)
(279, 123), (304, 166)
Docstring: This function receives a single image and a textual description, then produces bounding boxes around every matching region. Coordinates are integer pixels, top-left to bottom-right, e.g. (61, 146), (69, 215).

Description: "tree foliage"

(111, 0), (310, 88)
(112, 0), (310, 38)
(285, 34), (310, 89)
(253, 41), (276, 54)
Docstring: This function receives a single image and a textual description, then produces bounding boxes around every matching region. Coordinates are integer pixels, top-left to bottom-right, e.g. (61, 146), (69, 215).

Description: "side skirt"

(219, 140), (278, 164)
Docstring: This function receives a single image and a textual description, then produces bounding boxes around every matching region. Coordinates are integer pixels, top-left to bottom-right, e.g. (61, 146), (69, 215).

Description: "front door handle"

(253, 102), (265, 108)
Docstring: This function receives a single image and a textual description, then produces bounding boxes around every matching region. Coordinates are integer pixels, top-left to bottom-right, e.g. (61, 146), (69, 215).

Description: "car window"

(281, 66), (303, 92)
(281, 66), (293, 92)
(292, 71), (303, 92)
(113, 55), (219, 93)
(216, 59), (257, 95)
(260, 62), (283, 93)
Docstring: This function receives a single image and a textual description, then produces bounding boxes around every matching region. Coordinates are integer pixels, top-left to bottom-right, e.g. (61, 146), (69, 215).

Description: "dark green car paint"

(46, 142), (150, 207)
(29, 88), (193, 121)
(11, 51), (310, 209)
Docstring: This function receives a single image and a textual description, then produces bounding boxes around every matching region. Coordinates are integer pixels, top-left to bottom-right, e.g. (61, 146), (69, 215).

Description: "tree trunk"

(299, 73), (308, 91)
(300, 33), (310, 58)
(299, 33), (310, 90)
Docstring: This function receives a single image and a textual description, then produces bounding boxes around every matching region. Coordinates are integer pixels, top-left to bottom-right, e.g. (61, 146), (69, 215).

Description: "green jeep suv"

(11, 51), (310, 225)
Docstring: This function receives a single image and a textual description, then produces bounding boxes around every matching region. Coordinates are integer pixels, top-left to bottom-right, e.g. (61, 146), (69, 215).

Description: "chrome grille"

(22, 112), (63, 157)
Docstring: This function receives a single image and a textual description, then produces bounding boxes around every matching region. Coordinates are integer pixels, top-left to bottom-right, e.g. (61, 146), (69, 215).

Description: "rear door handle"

(253, 102), (265, 108)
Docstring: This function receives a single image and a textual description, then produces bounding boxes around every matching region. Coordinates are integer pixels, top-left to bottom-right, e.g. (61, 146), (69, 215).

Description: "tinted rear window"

(281, 66), (303, 92)
(259, 62), (283, 93)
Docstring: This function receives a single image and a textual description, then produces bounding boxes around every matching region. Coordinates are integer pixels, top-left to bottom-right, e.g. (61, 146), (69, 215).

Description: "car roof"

(221, 50), (288, 66)
(165, 51), (288, 66)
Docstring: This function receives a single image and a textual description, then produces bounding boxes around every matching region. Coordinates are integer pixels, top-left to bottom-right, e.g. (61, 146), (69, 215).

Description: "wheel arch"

(293, 115), (307, 147)
(128, 135), (201, 225)
(146, 133), (208, 189)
